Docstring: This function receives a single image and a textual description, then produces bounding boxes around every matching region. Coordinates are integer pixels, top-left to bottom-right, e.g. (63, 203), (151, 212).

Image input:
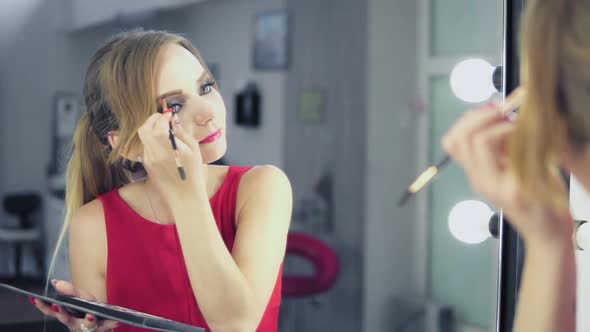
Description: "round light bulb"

(450, 58), (496, 103)
(448, 200), (494, 244)
(575, 221), (590, 251)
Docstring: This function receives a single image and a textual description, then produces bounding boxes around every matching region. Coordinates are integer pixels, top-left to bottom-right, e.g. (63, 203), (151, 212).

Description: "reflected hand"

(441, 104), (573, 244)
(137, 112), (208, 204)
(30, 280), (119, 332)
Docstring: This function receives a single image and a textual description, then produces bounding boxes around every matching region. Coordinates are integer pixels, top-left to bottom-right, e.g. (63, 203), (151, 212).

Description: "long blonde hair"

(47, 30), (211, 281)
(510, 0), (590, 212)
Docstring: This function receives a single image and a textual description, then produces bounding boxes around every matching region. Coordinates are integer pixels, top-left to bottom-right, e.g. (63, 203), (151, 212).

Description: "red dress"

(97, 165), (282, 331)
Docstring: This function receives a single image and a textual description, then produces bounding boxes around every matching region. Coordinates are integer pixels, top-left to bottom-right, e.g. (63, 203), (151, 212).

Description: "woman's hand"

(137, 112), (208, 204)
(31, 280), (119, 332)
(441, 104), (574, 245)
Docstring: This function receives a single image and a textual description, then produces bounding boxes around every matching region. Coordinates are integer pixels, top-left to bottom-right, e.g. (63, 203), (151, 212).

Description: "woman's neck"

(140, 165), (225, 224)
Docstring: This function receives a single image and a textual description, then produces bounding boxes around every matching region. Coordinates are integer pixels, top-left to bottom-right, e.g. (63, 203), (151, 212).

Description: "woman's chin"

(201, 146), (227, 164)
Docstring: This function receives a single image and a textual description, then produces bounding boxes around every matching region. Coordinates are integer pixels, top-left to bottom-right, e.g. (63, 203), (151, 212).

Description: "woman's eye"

(200, 82), (215, 95)
(171, 104), (182, 113)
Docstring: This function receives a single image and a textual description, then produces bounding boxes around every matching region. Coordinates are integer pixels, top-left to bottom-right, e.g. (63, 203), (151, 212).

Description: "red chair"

(282, 232), (340, 297)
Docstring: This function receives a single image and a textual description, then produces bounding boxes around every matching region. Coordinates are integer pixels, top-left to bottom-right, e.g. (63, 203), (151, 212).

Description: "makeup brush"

(161, 98), (186, 181)
(398, 87), (524, 206)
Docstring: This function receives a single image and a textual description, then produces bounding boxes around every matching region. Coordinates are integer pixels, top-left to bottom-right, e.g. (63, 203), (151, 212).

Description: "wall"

(281, 0), (367, 331)
(570, 177), (590, 332)
(364, 0), (419, 330)
(0, 0), (69, 275)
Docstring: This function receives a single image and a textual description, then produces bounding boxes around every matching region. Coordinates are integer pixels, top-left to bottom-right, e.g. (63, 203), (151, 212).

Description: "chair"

(279, 232), (340, 331)
(282, 232), (340, 297)
(0, 193), (44, 281)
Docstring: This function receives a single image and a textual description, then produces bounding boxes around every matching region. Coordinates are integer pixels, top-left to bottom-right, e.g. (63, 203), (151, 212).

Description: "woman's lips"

(199, 129), (222, 144)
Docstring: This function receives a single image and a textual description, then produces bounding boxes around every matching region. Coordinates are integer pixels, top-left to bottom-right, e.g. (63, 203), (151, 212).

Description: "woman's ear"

(107, 131), (143, 161)
(107, 131), (119, 150)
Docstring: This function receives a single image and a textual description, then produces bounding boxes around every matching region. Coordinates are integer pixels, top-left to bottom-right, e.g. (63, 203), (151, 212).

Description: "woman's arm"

(440, 106), (577, 332)
(172, 165), (292, 332)
(514, 231), (576, 332)
(69, 199), (108, 303)
(30, 200), (117, 332)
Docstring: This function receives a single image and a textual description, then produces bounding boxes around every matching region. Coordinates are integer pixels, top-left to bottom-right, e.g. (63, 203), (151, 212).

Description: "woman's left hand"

(137, 112), (207, 203)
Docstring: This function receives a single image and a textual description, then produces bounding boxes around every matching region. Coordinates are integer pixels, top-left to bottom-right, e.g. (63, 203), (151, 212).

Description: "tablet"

(0, 283), (205, 332)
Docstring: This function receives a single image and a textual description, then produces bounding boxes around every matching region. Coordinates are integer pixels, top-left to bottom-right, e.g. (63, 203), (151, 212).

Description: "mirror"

(0, 0), (507, 331)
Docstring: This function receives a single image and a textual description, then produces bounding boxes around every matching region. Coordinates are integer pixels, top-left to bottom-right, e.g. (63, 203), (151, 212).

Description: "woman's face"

(155, 43), (227, 164)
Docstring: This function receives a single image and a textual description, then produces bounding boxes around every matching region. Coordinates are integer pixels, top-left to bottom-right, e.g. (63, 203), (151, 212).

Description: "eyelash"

(200, 80), (216, 95)
(168, 80), (216, 113)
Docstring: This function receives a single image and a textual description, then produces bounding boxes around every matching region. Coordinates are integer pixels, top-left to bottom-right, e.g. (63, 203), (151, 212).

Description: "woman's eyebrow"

(196, 70), (209, 84)
(156, 71), (211, 102)
(157, 89), (184, 102)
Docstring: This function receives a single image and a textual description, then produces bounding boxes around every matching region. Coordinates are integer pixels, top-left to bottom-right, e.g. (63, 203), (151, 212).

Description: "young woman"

(442, 1), (586, 331)
(31, 30), (292, 332)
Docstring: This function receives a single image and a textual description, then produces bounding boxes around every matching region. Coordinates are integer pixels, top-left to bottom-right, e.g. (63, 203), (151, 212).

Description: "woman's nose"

(192, 98), (216, 126)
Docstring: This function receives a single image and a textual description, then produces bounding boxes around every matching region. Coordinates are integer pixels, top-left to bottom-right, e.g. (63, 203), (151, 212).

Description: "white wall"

(0, 0), (68, 275)
(364, 0), (419, 330)
(281, 0), (367, 330)
(172, 0), (287, 168)
(569, 177), (590, 332)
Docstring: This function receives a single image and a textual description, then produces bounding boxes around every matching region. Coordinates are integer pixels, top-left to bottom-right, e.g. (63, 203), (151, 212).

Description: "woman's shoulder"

(239, 164), (288, 183)
(70, 197), (106, 232)
(236, 165), (291, 207)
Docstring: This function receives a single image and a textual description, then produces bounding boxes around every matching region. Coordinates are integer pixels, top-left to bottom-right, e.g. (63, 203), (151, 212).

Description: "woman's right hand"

(30, 280), (119, 332)
(441, 104), (574, 245)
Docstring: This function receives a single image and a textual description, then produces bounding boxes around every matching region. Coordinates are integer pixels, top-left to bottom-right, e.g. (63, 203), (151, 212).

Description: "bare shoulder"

(236, 165), (292, 221)
(69, 198), (108, 268)
(69, 198), (106, 233)
(240, 165), (291, 193)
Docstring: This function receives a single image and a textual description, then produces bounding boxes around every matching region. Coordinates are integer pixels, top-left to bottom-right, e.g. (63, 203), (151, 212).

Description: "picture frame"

(48, 92), (82, 176)
(253, 9), (291, 70)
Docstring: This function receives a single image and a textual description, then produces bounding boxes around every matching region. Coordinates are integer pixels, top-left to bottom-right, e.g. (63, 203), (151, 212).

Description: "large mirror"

(0, 0), (507, 331)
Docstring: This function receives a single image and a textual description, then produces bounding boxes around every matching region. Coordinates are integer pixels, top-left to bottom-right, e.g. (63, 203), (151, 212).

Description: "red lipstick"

(199, 129), (222, 144)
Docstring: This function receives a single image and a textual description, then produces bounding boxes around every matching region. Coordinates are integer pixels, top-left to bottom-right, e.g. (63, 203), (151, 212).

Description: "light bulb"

(575, 221), (590, 250)
(450, 58), (496, 103)
(448, 200), (494, 244)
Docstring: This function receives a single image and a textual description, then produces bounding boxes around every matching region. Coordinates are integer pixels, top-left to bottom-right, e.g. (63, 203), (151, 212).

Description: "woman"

(442, 1), (585, 331)
(31, 30), (292, 332)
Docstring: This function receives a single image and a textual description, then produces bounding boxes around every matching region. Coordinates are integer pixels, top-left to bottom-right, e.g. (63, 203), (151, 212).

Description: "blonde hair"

(510, 0), (590, 212)
(47, 30), (211, 282)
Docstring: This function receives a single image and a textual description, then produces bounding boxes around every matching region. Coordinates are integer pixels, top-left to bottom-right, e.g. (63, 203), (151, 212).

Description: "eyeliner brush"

(398, 87), (524, 206)
(161, 98), (186, 181)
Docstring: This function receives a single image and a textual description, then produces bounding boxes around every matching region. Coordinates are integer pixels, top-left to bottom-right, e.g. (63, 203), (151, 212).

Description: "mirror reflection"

(0, 0), (506, 331)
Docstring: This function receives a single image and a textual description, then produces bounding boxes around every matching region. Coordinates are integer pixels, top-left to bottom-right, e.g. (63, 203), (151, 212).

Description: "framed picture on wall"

(253, 9), (291, 70)
(48, 93), (82, 176)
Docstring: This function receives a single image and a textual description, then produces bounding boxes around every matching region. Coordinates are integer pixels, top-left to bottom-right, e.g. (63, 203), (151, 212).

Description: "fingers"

(472, 121), (515, 166)
(441, 106), (503, 152)
(442, 104), (505, 157)
(51, 304), (76, 328)
(29, 298), (76, 330)
(29, 290), (118, 332)
(78, 313), (99, 332)
(468, 122), (515, 197)
(171, 115), (199, 154)
(53, 280), (96, 300)
(138, 112), (173, 143)
(30, 297), (56, 317)
(98, 319), (120, 331)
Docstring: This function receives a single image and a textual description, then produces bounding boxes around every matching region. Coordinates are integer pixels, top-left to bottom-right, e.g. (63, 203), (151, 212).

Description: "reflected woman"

(32, 30), (292, 332)
(442, 1), (587, 331)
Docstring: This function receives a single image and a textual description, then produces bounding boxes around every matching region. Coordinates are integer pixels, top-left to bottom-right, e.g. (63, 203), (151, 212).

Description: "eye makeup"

(155, 73), (217, 107)
(160, 97), (186, 181)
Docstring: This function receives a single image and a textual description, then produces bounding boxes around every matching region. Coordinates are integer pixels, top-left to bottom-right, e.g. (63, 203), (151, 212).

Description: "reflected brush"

(161, 98), (186, 181)
(398, 87), (524, 206)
